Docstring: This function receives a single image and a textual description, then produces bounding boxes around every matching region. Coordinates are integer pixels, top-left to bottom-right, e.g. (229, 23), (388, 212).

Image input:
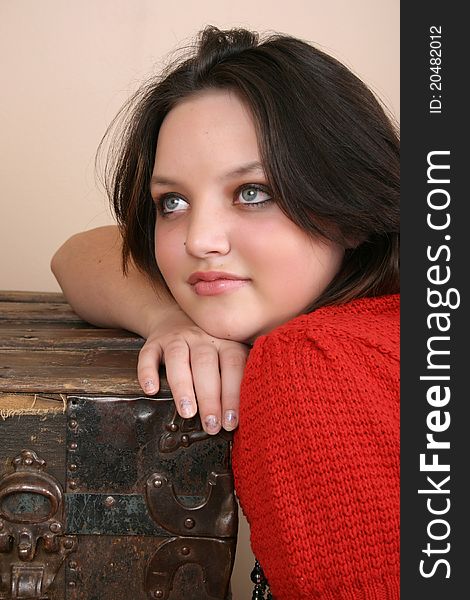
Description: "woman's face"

(152, 89), (344, 343)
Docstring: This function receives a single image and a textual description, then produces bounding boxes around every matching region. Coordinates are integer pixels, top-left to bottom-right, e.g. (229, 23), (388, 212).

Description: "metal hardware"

(65, 494), (166, 536)
(159, 409), (231, 453)
(66, 397), (231, 497)
(146, 471), (237, 538)
(0, 451), (60, 528)
(0, 450), (77, 599)
(145, 536), (236, 600)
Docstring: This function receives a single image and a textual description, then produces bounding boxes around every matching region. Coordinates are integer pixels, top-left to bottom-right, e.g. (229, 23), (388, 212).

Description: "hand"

(137, 304), (250, 435)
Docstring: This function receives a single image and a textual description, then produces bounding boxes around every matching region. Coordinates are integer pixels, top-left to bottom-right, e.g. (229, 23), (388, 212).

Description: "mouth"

(187, 271), (250, 296)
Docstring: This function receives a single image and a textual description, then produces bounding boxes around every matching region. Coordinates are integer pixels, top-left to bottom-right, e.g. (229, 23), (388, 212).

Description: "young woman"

(52, 26), (399, 599)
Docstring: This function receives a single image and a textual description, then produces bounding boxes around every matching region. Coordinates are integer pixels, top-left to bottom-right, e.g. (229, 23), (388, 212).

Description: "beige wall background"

(0, 0), (399, 597)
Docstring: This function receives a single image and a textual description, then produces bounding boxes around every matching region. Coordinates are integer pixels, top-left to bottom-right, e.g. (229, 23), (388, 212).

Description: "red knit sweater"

(232, 295), (400, 600)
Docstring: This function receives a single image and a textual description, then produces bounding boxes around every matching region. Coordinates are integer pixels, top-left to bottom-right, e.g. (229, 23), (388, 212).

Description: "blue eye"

(236, 185), (272, 206)
(160, 195), (189, 214)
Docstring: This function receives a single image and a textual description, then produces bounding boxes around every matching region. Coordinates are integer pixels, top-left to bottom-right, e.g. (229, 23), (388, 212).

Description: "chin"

(205, 324), (255, 344)
(192, 314), (259, 345)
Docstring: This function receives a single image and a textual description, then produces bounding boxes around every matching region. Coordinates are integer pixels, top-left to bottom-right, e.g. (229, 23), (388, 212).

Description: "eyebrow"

(151, 160), (265, 186)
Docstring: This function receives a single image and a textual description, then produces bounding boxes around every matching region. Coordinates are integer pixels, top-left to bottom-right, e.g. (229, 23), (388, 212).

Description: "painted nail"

(204, 415), (221, 434)
(224, 410), (238, 430)
(144, 380), (156, 394)
(179, 398), (194, 419)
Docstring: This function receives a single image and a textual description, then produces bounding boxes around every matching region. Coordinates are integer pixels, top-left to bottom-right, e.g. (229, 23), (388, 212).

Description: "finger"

(138, 341), (162, 395)
(163, 338), (198, 419)
(219, 345), (248, 431)
(190, 344), (222, 435)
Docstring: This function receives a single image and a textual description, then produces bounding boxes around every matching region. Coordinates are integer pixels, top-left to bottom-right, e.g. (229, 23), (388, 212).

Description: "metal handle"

(0, 472), (61, 524)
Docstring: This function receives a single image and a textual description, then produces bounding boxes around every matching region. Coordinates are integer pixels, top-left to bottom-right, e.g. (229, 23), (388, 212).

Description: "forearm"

(51, 226), (175, 337)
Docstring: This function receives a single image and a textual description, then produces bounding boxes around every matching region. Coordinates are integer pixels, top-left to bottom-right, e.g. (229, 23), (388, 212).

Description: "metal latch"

(0, 450), (77, 599)
(145, 471), (237, 538)
(159, 408), (232, 453)
(145, 536), (236, 600)
(144, 470), (237, 599)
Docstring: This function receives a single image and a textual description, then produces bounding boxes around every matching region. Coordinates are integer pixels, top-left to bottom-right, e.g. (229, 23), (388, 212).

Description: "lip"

(188, 271), (248, 284)
(187, 271), (250, 296)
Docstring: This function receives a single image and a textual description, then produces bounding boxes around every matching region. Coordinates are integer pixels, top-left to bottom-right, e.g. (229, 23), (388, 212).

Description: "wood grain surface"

(0, 291), (169, 395)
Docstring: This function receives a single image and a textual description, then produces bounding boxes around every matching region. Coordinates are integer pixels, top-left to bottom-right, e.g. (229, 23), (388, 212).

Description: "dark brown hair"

(101, 26), (399, 311)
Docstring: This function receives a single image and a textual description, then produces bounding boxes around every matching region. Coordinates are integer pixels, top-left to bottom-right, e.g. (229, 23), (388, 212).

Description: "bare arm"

(51, 225), (170, 336)
(51, 226), (248, 433)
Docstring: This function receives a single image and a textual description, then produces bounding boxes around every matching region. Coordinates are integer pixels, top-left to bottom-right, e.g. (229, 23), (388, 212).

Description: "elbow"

(50, 244), (63, 281)
(50, 229), (91, 291)
(50, 241), (66, 285)
(50, 234), (76, 287)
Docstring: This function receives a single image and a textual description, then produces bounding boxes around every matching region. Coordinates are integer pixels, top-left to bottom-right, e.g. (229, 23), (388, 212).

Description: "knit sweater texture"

(232, 294), (400, 600)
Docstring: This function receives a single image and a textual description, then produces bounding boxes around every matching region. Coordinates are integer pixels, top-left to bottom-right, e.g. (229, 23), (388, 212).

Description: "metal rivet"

(49, 522), (61, 533)
(69, 560), (77, 569)
(69, 463), (78, 471)
(69, 442), (78, 450)
(169, 423), (178, 432)
(64, 538), (74, 549)
(181, 434), (190, 446)
(181, 546), (190, 555)
(184, 518), (195, 529)
(68, 419), (78, 429)
(69, 481), (77, 490)
(68, 581), (76, 588)
(153, 478), (163, 488)
(24, 457), (33, 465)
(104, 496), (115, 508)
(153, 591), (163, 599)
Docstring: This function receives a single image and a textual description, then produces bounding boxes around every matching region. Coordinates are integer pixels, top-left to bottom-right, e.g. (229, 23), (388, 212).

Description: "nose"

(184, 203), (231, 258)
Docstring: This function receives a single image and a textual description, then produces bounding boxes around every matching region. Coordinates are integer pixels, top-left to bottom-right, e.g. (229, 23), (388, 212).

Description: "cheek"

(154, 224), (183, 284)
(240, 223), (343, 299)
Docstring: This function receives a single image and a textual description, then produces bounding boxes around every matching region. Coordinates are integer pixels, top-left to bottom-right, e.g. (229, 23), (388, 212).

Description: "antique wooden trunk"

(0, 292), (237, 600)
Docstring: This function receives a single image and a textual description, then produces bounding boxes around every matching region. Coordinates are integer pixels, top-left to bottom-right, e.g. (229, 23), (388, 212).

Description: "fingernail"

(179, 398), (194, 419)
(204, 415), (221, 434)
(144, 379), (156, 394)
(224, 410), (238, 430)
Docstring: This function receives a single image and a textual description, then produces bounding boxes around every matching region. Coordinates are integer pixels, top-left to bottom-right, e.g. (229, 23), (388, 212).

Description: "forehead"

(154, 89), (261, 172)
(162, 88), (255, 132)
